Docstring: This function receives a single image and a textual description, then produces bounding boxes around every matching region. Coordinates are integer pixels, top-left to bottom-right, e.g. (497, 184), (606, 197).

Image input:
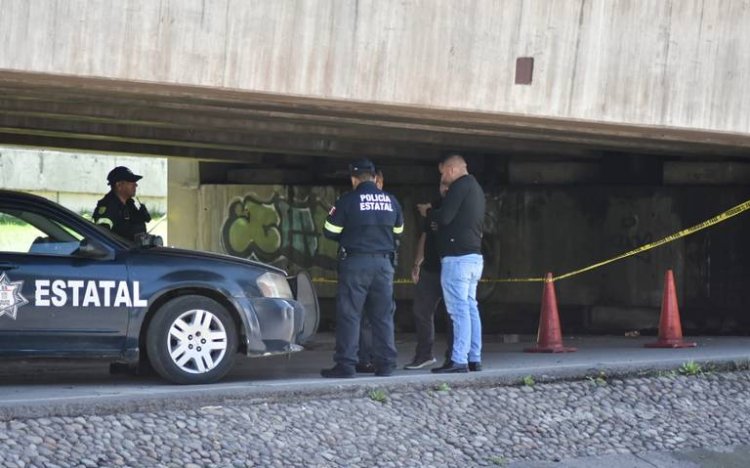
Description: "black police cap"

(107, 166), (143, 185)
(349, 158), (376, 176)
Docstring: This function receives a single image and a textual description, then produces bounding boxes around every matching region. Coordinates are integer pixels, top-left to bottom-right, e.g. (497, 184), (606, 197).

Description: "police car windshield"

(0, 209), (83, 255)
(34, 199), (132, 250)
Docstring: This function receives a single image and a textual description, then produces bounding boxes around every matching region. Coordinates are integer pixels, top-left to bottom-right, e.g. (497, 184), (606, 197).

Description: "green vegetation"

(679, 361), (702, 376)
(0, 213), (26, 225)
(587, 371), (607, 386)
(368, 389), (388, 403)
(434, 382), (451, 392)
(489, 455), (507, 466)
(522, 375), (535, 387)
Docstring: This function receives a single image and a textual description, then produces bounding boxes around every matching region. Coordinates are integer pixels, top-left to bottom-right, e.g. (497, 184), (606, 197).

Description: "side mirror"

(75, 238), (110, 259)
(134, 233), (164, 248)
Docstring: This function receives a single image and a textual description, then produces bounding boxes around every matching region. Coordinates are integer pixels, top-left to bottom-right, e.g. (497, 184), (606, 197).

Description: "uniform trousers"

(334, 255), (397, 372)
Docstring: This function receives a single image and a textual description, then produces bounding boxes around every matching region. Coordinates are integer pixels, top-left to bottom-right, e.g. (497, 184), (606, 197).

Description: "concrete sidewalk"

(1, 333), (749, 419)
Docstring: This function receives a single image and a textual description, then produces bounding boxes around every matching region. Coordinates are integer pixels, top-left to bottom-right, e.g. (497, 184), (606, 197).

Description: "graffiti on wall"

(220, 191), (339, 271)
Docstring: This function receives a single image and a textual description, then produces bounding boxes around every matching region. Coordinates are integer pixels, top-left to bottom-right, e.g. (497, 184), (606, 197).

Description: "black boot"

(431, 360), (468, 374)
(321, 364), (355, 378)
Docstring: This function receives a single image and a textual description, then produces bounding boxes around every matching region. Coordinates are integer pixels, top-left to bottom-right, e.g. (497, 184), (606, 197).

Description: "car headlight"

(256, 272), (293, 299)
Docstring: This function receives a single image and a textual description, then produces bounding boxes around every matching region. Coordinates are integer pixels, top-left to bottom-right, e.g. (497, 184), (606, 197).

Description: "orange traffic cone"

(525, 273), (576, 353)
(645, 270), (696, 348)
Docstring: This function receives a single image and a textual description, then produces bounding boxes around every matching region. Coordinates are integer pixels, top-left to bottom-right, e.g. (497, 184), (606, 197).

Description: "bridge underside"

(2, 70), (749, 186)
(3, 70), (750, 333)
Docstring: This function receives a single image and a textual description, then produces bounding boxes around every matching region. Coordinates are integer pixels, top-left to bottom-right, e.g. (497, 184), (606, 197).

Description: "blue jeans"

(441, 254), (483, 365)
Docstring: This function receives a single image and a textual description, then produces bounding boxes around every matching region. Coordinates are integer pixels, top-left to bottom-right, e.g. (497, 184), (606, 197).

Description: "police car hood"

(140, 247), (287, 275)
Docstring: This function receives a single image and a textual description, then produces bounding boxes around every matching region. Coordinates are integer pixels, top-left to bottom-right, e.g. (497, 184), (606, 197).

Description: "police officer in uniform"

(93, 166), (152, 241)
(321, 159), (404, 378)
(356, 167), (386, 373)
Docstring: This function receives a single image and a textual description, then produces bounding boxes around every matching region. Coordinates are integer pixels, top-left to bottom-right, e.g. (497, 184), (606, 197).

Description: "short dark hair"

(441, 153), (466, 166)
(353, 172), (375, 182)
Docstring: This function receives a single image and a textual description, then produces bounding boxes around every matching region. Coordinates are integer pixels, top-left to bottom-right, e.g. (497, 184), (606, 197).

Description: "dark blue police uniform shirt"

(323, 181), (404, 254)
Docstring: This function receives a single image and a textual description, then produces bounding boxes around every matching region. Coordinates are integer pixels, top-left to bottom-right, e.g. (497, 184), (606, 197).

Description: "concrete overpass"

(1, 0), (750, 333)
(1, 0), (748, 165)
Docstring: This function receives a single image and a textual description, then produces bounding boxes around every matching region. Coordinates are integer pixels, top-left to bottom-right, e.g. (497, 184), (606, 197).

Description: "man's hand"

(411, 264), (421, 284)
(416, 203), (432, 217)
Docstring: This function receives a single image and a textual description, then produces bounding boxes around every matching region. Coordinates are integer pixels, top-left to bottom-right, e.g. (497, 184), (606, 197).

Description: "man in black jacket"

(425, 154), (486, 373)
(93, 166), (152, 241)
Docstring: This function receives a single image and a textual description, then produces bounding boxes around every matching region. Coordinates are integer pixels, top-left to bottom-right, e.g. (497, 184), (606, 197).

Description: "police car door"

(0, 201), (130, 356)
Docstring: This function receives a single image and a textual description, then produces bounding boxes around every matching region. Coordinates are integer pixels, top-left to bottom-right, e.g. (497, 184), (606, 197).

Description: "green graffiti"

(225, 198), (281, 256)
(221, 192), (337, 269)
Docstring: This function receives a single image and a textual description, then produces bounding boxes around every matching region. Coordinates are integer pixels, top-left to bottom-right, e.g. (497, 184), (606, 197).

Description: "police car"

(0, 190), (319, 384)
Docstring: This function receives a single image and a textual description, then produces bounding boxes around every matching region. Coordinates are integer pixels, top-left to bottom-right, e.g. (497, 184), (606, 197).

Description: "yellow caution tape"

(312, 277), (413, 285)
(312, 198), (750, 286)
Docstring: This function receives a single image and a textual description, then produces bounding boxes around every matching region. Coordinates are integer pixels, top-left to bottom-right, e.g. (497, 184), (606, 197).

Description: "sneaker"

(468, 362), (482, 372)
(321, 365), (355, 378)
(403, 357), (437, 370)
(355, 362), (376, 373)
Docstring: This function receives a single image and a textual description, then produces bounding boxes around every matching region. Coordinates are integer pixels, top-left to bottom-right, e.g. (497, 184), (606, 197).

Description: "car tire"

(146, 295), (238, 384)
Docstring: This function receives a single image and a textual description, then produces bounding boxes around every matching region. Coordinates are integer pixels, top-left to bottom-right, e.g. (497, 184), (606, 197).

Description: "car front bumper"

(236, 297), (306, 356)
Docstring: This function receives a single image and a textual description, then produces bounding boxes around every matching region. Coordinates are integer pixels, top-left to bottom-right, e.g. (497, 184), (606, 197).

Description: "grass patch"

(587, 371), (607, 386)
(679, 361), (702, 376)
(368, 389), (388, 403)
(434, 382), (451, 392)
(522, 375), (535, 387)
(489, 455), (507, 466)
(656, 369), (678, 379)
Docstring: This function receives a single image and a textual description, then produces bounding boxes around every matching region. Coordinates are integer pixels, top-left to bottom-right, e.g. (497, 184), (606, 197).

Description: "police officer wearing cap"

(321, 159), (404, 378)
(93, 166), (152, 241)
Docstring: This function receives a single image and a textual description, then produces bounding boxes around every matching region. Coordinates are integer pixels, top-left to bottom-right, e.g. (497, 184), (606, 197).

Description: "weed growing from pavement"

(587, 370), (607, 386)
(368, 389), (388, 403)
(656, 369), (678, 379)
(522, 375), (535, 387)
(679, 361), (702, 376)
(434, 382), (451, 392)
(489, 455), (507, 466)
(702, 363), (717, 374)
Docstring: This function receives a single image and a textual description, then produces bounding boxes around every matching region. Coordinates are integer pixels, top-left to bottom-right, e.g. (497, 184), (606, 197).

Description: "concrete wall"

(0, 148), (167, 213)
(171, 169), (750, 332)
(1, 0), (747, 134)
(167, 159), (200, 250)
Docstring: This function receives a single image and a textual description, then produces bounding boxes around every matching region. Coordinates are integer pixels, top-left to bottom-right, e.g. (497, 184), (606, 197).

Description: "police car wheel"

(146, 295), (238, 384)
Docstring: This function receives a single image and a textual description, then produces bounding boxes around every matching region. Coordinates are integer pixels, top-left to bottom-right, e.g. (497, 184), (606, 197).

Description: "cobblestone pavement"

(1, 370), (749, 467)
